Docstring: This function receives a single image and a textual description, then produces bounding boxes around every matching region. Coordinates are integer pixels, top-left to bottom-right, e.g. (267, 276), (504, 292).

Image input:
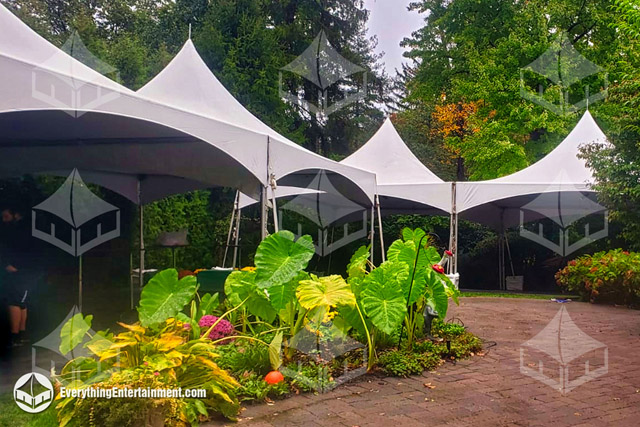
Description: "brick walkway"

(208, 298), (640, 426)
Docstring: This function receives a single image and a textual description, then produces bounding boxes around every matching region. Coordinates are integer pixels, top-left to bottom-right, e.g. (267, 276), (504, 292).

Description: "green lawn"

(460, 291), (579, 300)
(0, 394), (58, 427)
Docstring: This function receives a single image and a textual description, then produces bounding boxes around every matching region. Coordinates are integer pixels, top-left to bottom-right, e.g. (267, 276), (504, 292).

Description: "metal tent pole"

(260, 185), (268, 240)
(232, 208), (241, 268)
(376, 194), (386, 262)
(78, 255), (83, 312)
(138, 181), (145, 302)
(223, 191), (239, 268)
(270, 176), (279, 233)
(369, 204), (375, 267)
(448, 182), (458, 275)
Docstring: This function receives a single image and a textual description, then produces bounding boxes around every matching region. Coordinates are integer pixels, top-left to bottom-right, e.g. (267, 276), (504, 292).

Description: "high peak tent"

(341, 118), (452, 216)
(453, 111), (608, 287)
(136, 39), (377, 208)
(455, 111), (606, 229)
(0, 4), (272, 200)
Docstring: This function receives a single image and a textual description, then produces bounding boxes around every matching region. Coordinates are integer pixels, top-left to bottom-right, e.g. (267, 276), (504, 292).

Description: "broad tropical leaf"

(199, 293), (220, 317)
(361, 262), (408, 334)
(402, 227), (427, 248)
(255, 231), (315, 289)
(138, 269), (197, 327)
(268, 331), (283, 370)
(425, 270), (450, 319)
(268, 272), (307, 311)
(347, 245), (370, 280)
(225, 270), (277, 322)
(60, 313), (93, 355)
(297, 274), (356, 310)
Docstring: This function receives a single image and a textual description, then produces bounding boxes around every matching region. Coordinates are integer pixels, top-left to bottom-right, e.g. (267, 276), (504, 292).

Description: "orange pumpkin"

(265, 371), (284, 385)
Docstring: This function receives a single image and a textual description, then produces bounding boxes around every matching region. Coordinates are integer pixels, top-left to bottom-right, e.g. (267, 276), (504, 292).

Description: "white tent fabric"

(341, 118), (452, 214)
(0, 4), (273, 199)
(456, 111), (607, 229)
(137, 40), (376, 205)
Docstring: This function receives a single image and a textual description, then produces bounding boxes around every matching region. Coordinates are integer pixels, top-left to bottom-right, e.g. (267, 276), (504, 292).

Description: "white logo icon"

(520, 32), (608, 115)
(13, 372), (54, 413)
(279, 30), (367, 121)
(520, 306), (608, 394)
(32, 169), (120, 256)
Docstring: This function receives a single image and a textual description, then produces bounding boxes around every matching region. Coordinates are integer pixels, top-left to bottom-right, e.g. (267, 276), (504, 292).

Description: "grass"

(0, 394), (58, 427)
(460, 291), (579, 300)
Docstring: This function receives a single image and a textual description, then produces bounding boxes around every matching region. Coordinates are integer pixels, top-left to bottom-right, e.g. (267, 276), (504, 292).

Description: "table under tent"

(0, 5), (377, 309)
(452, 111), (608, 290)
(233, 118), (455, 277)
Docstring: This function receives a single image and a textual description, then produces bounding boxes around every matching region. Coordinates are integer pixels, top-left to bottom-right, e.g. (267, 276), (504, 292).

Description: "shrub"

(555, 249), (640, 305)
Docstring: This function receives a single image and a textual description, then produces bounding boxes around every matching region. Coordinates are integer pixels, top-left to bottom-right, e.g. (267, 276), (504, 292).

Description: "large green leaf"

(296, 274), (356, 310)
(60, 313), (93, 355)
(255, 231), (315, 289)
(347, 245), (370, 281)
(268, 272), (306, 311)
(225, 270), (277, 322)
(138, 269), (197, 327)
(402, 227), (427, 247)
(361, 262), (408, 334)
(425, 270), (450, 319)
(268, 331), (283, 370)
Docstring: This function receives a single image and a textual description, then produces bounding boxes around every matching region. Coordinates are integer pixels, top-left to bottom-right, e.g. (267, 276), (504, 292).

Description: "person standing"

(1, 206), (38, 347)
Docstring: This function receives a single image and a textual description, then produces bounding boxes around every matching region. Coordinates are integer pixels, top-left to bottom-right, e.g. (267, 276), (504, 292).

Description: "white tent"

(341, 118), (452, 216)
(452, 111), (607, 287)
(136, 39), (377, 208)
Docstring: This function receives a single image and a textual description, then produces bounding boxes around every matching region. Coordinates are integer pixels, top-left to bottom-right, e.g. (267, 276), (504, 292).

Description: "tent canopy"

(456, 111), (607, 229)
(341, 118), (451, 214)
(137, 39), (376, 206)
(0, 4), (276, 200)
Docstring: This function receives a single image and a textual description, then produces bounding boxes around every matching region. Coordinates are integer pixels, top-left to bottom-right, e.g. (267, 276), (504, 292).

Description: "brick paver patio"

(209, 297), (640, 426)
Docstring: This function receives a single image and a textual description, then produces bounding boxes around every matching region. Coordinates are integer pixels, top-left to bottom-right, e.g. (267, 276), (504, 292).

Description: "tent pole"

(376, 194), (385, 262)
(270, 179), (279, 233)
(260, 186), (268, 240)
(139, 183), (145, 296)
(449, 182), (458, 275)
(78, 255), (83, 312)
(369, 204), (375, 267)
(232, 208), (241, 268)
(223, 191), (239, 268)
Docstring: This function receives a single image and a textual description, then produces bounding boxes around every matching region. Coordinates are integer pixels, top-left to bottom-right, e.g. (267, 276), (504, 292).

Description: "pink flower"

(183, 323), (191, 331)
(153, 372), (159, 376)
(198, 315), (234, 340)
(143, 361), (149, 366)
(432, 264), (445, 274)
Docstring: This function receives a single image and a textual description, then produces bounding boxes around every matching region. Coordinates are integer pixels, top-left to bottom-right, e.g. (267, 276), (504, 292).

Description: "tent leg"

(223, 191), (239, 268)
(376, 195), (386, 262)
(260, 186), (268, 240)
(369, 205), (375, 267)
(232, 209), (241, 269)
(448, 182), (458, 275)
(130, 253), (134, 310)
(271, 187), (279, 233)
(139, 203), (145, 292)
(78, 255), (83, 313)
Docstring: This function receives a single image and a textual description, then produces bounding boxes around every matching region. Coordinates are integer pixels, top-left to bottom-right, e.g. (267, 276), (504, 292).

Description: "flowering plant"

(556, 249), (640, 305)
(199, 315), (235, 340)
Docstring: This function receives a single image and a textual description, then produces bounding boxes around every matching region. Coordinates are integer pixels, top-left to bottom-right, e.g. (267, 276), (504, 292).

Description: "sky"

(363, 0), (425, 76)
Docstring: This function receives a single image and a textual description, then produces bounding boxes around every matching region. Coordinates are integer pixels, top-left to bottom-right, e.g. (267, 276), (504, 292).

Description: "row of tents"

(0, 4), (608, 294)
